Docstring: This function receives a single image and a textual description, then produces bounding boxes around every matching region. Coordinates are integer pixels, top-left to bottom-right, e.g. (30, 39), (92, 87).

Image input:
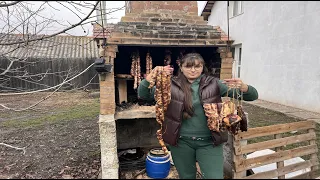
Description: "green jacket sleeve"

(137, 79), (155, 101)
(218, 80), (258, 101)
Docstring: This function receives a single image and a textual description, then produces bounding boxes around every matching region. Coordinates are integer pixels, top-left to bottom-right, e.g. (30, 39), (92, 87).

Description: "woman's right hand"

(146, 65), (174, 82)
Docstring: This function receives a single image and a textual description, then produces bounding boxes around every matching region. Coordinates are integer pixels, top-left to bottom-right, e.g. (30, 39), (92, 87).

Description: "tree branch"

(0, 1), (100, 45)
(0, 142), (26, 154)
(0, 1), (21, 7)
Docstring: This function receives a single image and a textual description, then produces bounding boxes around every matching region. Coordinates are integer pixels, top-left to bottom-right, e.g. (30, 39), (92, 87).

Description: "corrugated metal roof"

(0, 34), (99, 59)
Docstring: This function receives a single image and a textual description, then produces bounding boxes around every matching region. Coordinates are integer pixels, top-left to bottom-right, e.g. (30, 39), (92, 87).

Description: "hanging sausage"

(148, 66), (171, 154)
(146, 52), (153, 75)
(130, 51), (141, 89)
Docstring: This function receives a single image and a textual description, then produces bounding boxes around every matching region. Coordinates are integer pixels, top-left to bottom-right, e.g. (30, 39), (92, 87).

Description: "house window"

(231, 45), (242, 78)
(237, 47), (242, 78)
(229, 1), (243, 17)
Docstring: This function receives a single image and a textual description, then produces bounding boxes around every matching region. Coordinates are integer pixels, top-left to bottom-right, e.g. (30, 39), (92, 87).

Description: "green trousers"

(168, 137), (224, 179)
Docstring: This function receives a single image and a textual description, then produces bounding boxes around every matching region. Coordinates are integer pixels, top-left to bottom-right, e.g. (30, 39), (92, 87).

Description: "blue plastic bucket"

(145, 149), (171, 179)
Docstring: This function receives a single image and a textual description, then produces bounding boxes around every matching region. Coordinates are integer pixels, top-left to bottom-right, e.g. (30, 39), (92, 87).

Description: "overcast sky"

(0, 1), (207, 36)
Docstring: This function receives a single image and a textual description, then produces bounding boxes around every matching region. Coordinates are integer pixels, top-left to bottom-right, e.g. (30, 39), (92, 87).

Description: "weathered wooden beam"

(244, 159), (319, 179)
(115, 106), (156, 120)
(115, 74), (133, 79)
(274, 134), (285, 179)
(234, 132), (316, 155)
(118, 79), (127, 103)
(308, 128), (319, 179)
(234, 144), (318, 172)
(234, 120), (315, 141)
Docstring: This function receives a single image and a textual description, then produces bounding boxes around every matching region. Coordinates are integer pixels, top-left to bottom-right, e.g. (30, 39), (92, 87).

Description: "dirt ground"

(0, 91), (314, 179)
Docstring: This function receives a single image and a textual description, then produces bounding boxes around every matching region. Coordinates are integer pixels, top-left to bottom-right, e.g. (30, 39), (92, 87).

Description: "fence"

(233, 120), (319, 179)
(0, 57), (99, 92)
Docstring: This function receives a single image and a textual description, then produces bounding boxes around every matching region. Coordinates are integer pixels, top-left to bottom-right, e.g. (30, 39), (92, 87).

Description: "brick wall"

(125, 1), (198, 15)
(99, 45), (118, 115)
(218, 47), (233, 79)
(93, 23), (114, 39)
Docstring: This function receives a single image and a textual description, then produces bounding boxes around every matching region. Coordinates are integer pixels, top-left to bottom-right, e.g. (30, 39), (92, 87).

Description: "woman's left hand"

(222, 78), (249, 92)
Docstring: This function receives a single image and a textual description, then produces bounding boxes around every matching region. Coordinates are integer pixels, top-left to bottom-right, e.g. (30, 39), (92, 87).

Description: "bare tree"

(0, 1), (124, 151)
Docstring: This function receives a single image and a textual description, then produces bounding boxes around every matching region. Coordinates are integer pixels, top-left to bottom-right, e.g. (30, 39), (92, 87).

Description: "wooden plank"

(244, 159), (319, 179)
(288, 170), (318, 179)
(235, 132), (316, 155)
(233, 140), (246, 179)
(118, 79), (127, 103)
(275, 134), (285, 179)
(234, 144), (318, 172)
(115, 106), (155, 120)
(115, 74), (133, 79)
(201, 12), (211, 15)
(308, 128), (319, 179)
(234, 120), (315, 141)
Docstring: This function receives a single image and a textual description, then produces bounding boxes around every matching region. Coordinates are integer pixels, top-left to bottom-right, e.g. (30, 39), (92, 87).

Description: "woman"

(138, 53), (258, 179)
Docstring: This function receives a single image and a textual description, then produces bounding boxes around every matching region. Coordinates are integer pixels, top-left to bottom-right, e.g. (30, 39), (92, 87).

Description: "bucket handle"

(146, 156), (171, 164)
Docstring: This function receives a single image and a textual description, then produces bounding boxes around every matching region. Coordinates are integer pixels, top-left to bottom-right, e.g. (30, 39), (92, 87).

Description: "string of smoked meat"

(148, 66), (171, 154)
(146, 53), (153, 75)
(130, 53), (141, 89)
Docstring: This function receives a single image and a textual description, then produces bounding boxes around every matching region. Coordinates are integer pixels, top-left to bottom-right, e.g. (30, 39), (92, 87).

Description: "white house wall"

(207, 1), (320, 113)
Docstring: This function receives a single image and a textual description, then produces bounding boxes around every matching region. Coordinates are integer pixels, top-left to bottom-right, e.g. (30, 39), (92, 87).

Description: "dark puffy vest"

(162, 75), (225, 146)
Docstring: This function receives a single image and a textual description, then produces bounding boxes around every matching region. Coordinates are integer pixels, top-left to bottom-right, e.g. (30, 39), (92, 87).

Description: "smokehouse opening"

(114, 46), (222, 117)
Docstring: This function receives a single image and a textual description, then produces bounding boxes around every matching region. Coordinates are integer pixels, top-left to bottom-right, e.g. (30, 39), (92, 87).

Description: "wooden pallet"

(233, 120), (319, 179)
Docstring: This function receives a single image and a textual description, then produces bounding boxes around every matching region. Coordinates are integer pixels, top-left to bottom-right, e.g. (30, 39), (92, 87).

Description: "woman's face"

(181, 59), (204, 81)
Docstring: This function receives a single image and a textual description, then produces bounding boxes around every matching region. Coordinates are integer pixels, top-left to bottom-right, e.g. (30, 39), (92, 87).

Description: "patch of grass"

(1, 99), (100, 128)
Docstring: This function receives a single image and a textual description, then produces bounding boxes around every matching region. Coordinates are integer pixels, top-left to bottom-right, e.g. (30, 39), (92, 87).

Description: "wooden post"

(233, 137), (246, 179)
(308, 128), (319, 179)
(98, 45), (119, 179)
(118, 79), (127, 103)
(274, 134), (285, 179)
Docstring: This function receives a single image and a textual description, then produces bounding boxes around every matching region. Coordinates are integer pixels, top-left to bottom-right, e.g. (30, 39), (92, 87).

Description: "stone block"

(121, 16), (134, 22)
(149, 17), (172, 23)
(140, 13), (162, 18)
(134, 17), (149, 22)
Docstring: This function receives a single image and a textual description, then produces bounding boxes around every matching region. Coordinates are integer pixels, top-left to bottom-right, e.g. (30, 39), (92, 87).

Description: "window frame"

(229, 1), (243, 18)
(231, 45), (242, 78)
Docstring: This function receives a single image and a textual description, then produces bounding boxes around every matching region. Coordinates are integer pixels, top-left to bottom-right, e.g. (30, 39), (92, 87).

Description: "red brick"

(226, 52), (233, 58)
(178, 1), (191, 6)
(188, 7), (198, 14)
(121, 16), (134, 22)
(220, 70), (233, 78)
(165, 1), (179, 6)
(127, 1), (199, 14)
(221, 63), (233, 69)
(100, 104), (115, 115)
(221, 57), (234, 63)
(220, 73), (232, 80)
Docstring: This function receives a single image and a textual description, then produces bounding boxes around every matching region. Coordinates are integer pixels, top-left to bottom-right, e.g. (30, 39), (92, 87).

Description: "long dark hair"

(177, 53), (209, 119)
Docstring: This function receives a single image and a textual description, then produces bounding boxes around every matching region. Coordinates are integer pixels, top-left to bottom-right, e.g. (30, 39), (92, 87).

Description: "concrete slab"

(245, 100), (304, 113)
(244, 99), (320, 124)
(285, 111), (320, 120)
